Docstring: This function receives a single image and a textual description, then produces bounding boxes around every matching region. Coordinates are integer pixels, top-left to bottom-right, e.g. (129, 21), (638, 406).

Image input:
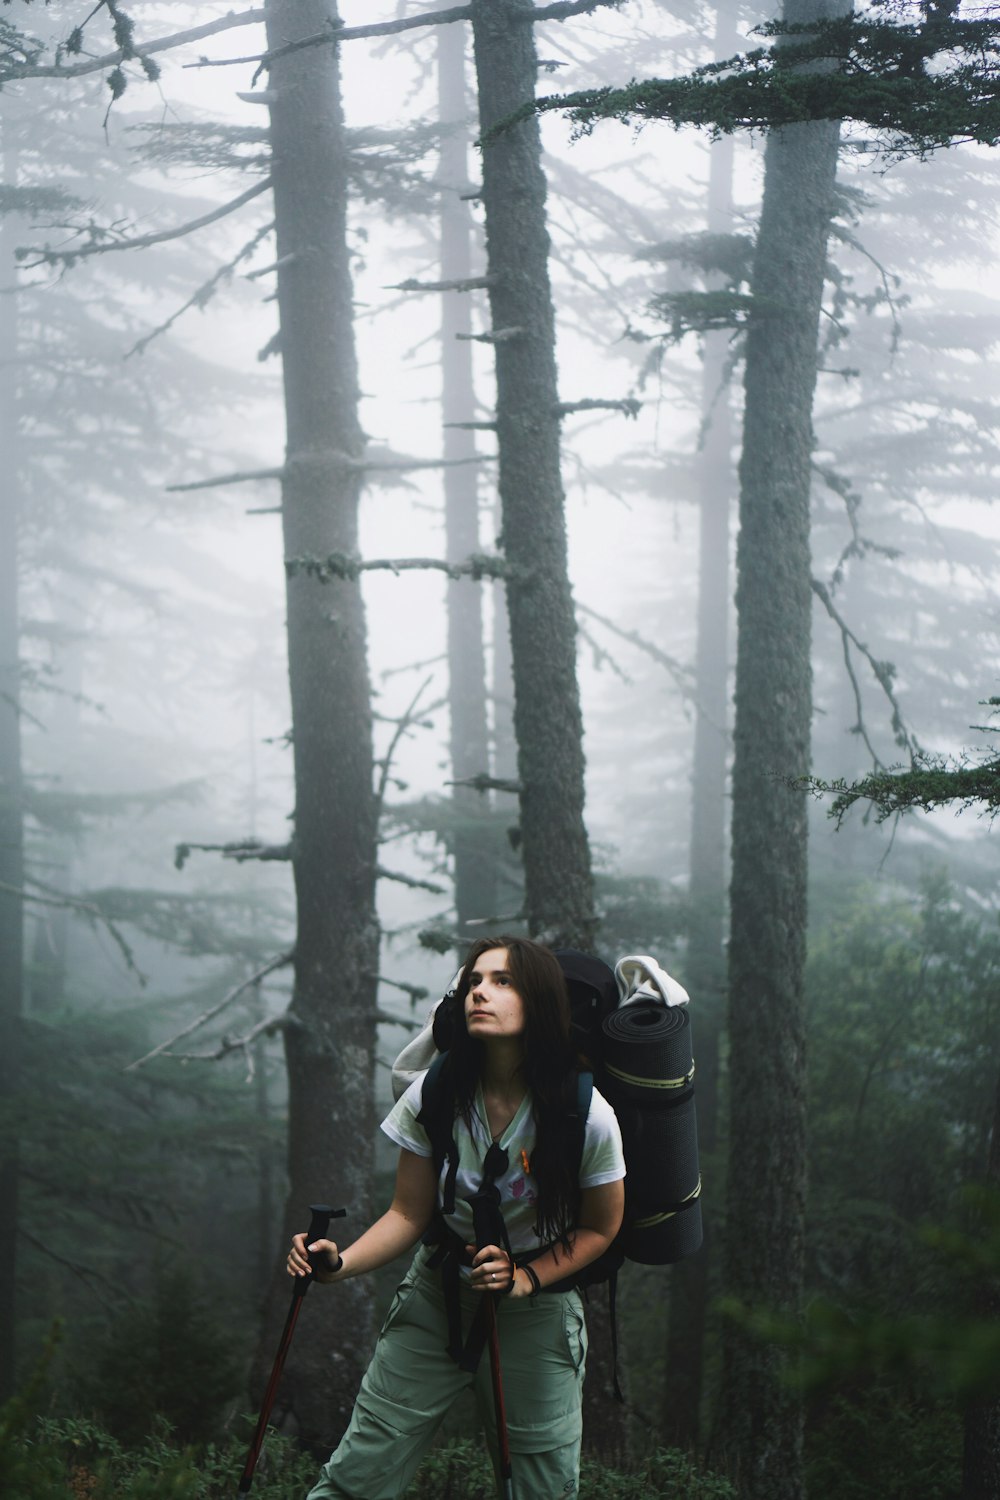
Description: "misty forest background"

(1, 1), (999, 1497)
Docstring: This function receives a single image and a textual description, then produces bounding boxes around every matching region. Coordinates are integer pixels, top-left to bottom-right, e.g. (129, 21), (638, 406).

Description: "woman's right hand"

(287, 1232), (342, 1282)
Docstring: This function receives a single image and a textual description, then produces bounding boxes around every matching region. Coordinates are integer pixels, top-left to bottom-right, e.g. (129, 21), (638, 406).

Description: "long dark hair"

(442, 935), (581, 1244)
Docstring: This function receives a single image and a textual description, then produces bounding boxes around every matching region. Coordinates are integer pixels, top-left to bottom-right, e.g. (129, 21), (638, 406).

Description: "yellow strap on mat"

(632, 1177), (702, 1229)
(605, 1059), (695, 1090)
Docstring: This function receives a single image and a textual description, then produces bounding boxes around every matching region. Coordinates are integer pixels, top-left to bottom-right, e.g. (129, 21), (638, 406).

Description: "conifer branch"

(389, 275), (495, 294)
(444, 420), (498, 431)
(5, 877), (146, 985)
(19, 178), (273, 268)
(174, 839), (291, 868)
(577, 622), (633, 684)
(456, 327), (524, 343)
(124, 950), (294, 1072)
(168, 1012), (293, 1079)
(286, 552), (510, 584)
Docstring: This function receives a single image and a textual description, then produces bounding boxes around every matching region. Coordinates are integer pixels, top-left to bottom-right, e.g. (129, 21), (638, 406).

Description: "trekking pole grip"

(298, 1202), (347, 1297)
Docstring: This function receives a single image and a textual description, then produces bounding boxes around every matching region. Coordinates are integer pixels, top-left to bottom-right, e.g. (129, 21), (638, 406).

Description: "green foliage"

(83, 1267), (244, 1447)
(807, 753), (1000, 824)
(520, 8), (1000, 159)
(4, 1412), (317, 1500)
(406, 1439), (736, 1499)
(805, 1388), (961, 1500)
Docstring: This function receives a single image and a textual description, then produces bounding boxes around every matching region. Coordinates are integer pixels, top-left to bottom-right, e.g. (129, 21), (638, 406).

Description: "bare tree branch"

(375, 677), (436, 819)
(2, 8), (266, 82)
(446, 773), (522, 795)
(372, 974), (431, 1005)
(20, 178), (272, 268)
(811, 579), (920, 765)
(174, 838), (290, 868)
(575, 602), (694, 698)
(124, 951), (293, 1072)
(556, 397), (642, 418)
(167, 466), (285, 494)
(376, 865), (446, 895)
(529, 0), (624, 20)
(126, 220), (274, 359)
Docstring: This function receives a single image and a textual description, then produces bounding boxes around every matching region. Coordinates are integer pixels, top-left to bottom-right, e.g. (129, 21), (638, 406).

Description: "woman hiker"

(286, 934), (625, 1500)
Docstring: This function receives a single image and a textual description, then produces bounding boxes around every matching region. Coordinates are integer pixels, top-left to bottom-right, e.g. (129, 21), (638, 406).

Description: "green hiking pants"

(306, 1248), (588, 1500)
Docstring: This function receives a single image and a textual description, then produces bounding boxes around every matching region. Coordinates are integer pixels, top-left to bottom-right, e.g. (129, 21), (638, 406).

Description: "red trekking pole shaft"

(237, 1203), (346, 1495)
(470, 1192), (515, 1500)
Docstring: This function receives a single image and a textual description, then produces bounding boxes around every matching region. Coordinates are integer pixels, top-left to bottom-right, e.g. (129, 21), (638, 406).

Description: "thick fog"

(3, 1), (999, 1495)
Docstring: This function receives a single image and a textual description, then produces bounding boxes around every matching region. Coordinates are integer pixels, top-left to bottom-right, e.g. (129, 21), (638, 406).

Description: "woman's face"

(465, 947), (526, 1040)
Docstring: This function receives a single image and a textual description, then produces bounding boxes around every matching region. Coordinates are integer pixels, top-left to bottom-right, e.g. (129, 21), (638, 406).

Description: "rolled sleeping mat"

(600, 1002), (702, 1263)
(599, 1001), (695, 1106)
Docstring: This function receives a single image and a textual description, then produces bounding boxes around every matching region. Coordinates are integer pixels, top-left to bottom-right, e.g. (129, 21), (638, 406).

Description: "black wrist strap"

(523, 1263), (542, 1298)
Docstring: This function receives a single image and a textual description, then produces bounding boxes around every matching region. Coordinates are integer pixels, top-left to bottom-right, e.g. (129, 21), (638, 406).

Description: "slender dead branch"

(376, 865), (446, 895)
(372, 974), (431, 1005)
(576, 602), (693, 697)
(556, 397), (642, 418)
(375, 677), (435, 819)
(811, 578), (920, 764)
(2, 8), (266, 82)
(446, 773), (522, 795)
(19, 1229), (122, 1309)
(7, 877), (146, 986)
(167, 1012), (293, 1081)
(126, 219), (274, 359)
(124, 950), (293, 1072)
(444, 420), (497, 431)
(577, 622), (633, 684)
(243, 8), (473, 84)
(375, 1008), (426, 1031)
(167, 465), (284, 494)
(20, 178), (272, 268)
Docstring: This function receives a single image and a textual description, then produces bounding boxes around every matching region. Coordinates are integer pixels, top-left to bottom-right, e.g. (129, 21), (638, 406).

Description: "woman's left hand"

(467, 1242), (515, 1294)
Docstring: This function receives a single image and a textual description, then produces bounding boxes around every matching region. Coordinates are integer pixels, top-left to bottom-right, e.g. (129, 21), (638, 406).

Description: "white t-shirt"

(382, 1072), (625, 1263)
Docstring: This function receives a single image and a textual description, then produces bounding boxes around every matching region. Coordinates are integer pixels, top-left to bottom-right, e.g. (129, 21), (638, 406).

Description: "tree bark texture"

(664, 89), (737, 1449)
(961, 1064), (1000, 1499)
(719, 1), (848, 1494)
(437, 23), (495, 937)
(470, 0), (595, 949)
(0, 149), (23, 1408)
(252, 0), (379, 1449)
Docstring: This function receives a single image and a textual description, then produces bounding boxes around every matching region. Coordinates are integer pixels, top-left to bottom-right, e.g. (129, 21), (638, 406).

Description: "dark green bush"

(405, 1437), (736, 1499)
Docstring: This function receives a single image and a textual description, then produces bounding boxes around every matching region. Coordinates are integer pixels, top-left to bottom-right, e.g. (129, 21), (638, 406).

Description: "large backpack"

(391, 949), (703, 1273)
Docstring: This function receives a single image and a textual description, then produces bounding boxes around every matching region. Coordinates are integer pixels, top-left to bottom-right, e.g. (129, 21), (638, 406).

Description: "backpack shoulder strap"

(570, 1070), (593, 1178)
(416, 1052), (460, 1214)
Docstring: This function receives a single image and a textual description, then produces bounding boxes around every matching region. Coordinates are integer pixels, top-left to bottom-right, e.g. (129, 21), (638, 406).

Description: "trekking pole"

(469, 1191), (515, 1500)
(237, 1203), (346, 1495)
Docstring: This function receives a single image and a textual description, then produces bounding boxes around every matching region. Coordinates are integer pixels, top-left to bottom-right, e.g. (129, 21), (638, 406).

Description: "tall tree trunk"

(663, 96), (737, 1448)
(0, 146), (23, 1407)
(961, 1064), (1000, 1499)
(718, 1), (848, 1493)
(470, 0), (595, 951)
(469, 0), (623, 1459)
(437, 23), (494, 938)
(251, 0), (379, 1449)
